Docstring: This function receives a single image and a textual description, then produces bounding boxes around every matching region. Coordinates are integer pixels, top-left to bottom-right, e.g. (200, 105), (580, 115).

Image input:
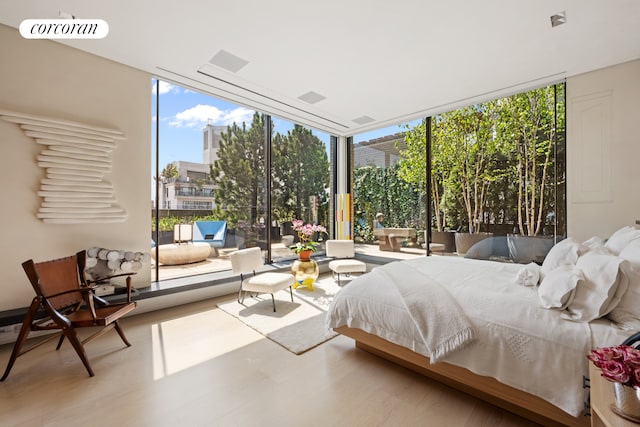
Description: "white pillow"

(608, 240), (640, 329)
(605, 226), (640, 255)
(619, 238), (640, 265)
(538, 264), (582, 309)
(540, 238), (585, 279)
(562, 253), (629, 322)
(582, 236), (613, 255)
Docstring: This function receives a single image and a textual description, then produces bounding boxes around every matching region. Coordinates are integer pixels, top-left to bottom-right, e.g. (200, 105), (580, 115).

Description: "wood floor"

(0, 294), (541, 427)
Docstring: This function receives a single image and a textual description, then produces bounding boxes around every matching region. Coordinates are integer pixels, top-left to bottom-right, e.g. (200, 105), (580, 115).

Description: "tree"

(398, 120), (458, 232)
(434, 103), (501, 233)
(160, 162), (179, 181)
(271, 125), (329, 225)
(210, 112), (266, 227)
(497, 87), (557, 236)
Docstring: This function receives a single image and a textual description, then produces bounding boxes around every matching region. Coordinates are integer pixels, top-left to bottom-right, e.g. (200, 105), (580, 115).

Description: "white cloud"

(169, 104), (254, 128)
(221, 107), (254, 125)
(151, 80), (178, 95)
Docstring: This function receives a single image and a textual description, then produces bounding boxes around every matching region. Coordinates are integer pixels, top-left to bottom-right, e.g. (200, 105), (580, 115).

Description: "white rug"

(217, 274), (342, 354)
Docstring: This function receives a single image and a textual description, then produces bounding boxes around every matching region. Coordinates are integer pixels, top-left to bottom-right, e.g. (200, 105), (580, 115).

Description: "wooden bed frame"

(335, 326), (590, 427)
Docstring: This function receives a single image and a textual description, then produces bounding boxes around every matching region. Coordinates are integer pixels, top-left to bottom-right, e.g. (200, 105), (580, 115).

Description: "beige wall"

(567, 59), (640, 242)
(0, 24), (150, 311)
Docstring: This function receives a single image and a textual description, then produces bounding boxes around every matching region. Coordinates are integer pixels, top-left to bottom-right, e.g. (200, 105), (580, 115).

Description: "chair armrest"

(86, 272), (136, 303)
(43, 287), (94, 299)
(85, 271), (136, 285)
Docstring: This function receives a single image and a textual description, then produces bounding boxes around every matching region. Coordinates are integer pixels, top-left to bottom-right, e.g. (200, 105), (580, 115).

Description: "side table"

(590, 363), (638, 426)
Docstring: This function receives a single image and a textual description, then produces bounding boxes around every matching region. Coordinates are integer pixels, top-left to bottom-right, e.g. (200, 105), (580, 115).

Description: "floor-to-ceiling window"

(151, 79), (265, 281)
(151, 79), (333, 281)
(425, 82), (566, 261)
(351, 82), (566, 262)
(352, 121), (427, 257)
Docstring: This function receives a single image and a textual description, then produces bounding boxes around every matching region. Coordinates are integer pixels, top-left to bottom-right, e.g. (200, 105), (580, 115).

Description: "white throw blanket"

(373, 261), (475, 362)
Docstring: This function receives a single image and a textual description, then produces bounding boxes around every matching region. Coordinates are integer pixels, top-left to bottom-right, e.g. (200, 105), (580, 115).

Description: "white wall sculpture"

(0, 109), (127, 223)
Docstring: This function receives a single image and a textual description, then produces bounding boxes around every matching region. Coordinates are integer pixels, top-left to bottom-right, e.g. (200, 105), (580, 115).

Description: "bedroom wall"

(566, 59), (640, 242)
(0, 24), (150, 311)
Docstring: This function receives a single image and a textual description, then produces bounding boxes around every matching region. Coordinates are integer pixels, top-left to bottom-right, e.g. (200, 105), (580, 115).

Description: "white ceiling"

(1, 1), (639, 136)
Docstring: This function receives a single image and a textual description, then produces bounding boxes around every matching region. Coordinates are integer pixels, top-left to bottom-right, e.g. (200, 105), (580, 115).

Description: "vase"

(291, 256), (319, 291)
(612, 382), (640, 421)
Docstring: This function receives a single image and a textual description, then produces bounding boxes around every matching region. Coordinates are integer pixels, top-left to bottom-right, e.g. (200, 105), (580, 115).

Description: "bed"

(326, 232), (640, 427)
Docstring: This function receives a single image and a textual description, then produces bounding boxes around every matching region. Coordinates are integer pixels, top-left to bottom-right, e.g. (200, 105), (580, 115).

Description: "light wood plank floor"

(0, 294), (541, 427)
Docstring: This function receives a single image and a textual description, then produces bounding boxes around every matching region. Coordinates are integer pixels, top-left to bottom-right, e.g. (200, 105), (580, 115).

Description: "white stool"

(326, 240), (367, 285)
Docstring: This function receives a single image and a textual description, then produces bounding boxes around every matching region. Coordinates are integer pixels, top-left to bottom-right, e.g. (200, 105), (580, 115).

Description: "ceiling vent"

(352, 115), (375, 125)
(208, 50), (248, 73)
(298, 91), (326, 104)
(550, 11), (566, 28)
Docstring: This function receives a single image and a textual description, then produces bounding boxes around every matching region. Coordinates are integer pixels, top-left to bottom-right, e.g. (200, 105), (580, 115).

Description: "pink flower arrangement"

(588, 345), (640, 387)
(289, 219), (327, 254)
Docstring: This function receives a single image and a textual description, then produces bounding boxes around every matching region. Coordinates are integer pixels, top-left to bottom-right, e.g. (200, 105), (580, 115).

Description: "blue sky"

(151, 79), (406, 173)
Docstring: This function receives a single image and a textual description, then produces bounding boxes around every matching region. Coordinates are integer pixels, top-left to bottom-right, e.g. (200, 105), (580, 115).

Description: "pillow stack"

(536, 226), (640, 327)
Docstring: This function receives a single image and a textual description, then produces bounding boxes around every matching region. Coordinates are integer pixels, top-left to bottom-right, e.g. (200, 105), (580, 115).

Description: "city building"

(157, 122), (225, 209)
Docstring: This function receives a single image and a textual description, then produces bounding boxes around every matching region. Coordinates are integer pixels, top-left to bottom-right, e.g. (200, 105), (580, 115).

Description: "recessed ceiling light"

(298, 91), (326, 104)
(208, 50), (249, 73)
(352, 115), (375, 125)
(550, 11), (566, 28)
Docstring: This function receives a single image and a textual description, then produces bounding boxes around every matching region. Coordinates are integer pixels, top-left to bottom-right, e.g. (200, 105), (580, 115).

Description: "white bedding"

(326, 256), (631, 417)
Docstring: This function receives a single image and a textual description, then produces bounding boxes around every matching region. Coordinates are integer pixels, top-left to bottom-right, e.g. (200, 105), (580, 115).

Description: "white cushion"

(245, 272), (293, 294)
(540, 238), (585, 279)
(538, 264), (582, 309)
(326, 240), (356, 258)
(562, 253), (629, 322)
(329, 259), (366, 274)
(230, 247), (264, 273)
(605, 226), (640, 255)
(608, 239), (640, 329)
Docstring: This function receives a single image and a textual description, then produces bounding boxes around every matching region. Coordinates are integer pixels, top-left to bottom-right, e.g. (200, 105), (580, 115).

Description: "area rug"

(216, 275), (342, 354)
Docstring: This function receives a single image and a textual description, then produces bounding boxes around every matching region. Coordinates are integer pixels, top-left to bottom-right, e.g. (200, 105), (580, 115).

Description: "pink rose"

(621, 346), (640, 368)
(631, 367), (640, 387)
(589, 347), (623, 367)
(600, 360), (631, 384)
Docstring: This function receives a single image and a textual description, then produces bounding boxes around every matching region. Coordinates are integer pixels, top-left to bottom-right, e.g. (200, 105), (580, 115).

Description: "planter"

(431, 230), (456, 253)
(612, 382), (640, 421)
(506, 234), (555, 264)
(454, 232), (493, 255)
(297, 249), (313, 261)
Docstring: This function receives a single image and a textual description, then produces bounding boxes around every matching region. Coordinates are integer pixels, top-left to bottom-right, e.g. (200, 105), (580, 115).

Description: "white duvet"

(326, 256), (631, 417)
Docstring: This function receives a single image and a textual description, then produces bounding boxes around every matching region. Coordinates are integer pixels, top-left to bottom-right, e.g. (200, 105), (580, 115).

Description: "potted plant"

(289, 219), (327, 261)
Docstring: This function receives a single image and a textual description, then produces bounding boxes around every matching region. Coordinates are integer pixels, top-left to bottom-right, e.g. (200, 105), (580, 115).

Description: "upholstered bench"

(326, 240), (366, 285)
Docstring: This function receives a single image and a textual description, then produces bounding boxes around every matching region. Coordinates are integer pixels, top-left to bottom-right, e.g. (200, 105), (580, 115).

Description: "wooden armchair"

(0, 250), (137, 380)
